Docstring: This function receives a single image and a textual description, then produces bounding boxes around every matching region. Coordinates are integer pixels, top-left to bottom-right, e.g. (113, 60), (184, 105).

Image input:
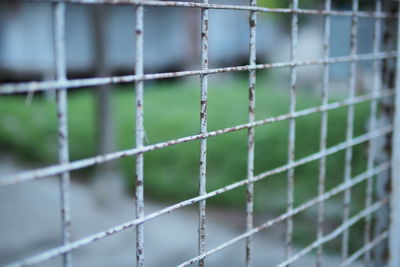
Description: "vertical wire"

(53, 3), (72, 267)
(285, 0), (298, 263)
(364, 1), (382, 266)
(135, 3), (145, 267)
(341, 0), (358, 262)
(246, 0), (257, 266)
(198, 1), (208, 266)
(373, 3), (395, 265)
(316, 1), (331, 266)
(389, 2), (400, 267)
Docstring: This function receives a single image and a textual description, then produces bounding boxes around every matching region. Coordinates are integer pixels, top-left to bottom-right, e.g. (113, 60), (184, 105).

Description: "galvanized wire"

(246, 0), (257, 265)
(0, 51), (396, 95)
(285, 0), (298, 263)
(0, 90), (394, 187)
(316, 1), (331, 266)
(1, 1), (398, 266)
(53, 3), (72, 267)
(198, 1), (208, 266)
(363, 1), (382, 266)
(341, 0), (358, 262)
(134, 3), (145, 266)
(177, 165), (390, 267)
(277, 199), (388, 267)
(340, 231), (389, 267)
(20, 0), (399, 19)
(5, 127), (392, 267)
(0, 89), (393, 187)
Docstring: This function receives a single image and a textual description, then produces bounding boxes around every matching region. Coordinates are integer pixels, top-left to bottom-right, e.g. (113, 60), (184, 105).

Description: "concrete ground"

(0, 157), (360, 267)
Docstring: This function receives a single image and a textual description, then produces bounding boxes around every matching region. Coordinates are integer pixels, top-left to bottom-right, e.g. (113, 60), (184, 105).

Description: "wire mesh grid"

(1, 0), (400, 266)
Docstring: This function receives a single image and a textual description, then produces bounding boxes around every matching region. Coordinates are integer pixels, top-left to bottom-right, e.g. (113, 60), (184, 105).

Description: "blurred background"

(0, 0), (394, 266)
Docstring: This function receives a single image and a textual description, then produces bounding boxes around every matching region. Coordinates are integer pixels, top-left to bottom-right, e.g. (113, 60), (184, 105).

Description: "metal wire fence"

(1, 0), (400, 266)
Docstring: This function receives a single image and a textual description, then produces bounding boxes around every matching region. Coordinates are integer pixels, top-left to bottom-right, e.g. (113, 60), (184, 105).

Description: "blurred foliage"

(258, 0), (315, 9)
(258, 0), (364, 9)
(0, 78), (371, 252)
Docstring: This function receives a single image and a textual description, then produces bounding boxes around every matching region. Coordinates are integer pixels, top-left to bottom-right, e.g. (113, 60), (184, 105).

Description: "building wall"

(0, 2), (373, 83)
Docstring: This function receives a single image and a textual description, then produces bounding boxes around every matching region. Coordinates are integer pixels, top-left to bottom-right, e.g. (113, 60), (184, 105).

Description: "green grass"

(0, 77), (371, 252)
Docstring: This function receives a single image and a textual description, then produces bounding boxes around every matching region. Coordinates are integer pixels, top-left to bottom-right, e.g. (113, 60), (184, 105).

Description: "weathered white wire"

(5, 129), (392, 267)
(277, 199), (388, 267)
(134, 3), (145, 266)
(53, 2), (72, 266)
(341, 231), (389, 267)
(364, 1), (382, 266)
(246, 0), (256, 265)
(1, 3), (397, 265)
(341, 0), (358, 261)
(316, 1), (331, 266)
(285, 0), (298, 263)
(0, 51), (396, 95)
(177, 165), (390, 267)
(0, 90), (393, 187)
(21, 0), (398, 19)
(198, 1), (208, 266)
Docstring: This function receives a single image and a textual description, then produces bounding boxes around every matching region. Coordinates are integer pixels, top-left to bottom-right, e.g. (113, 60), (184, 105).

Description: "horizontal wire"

(5, 137), (391, 266)
(23, 0), (397, 19)
(339, 231), (389, 267)
(276, 199), (388, 267)
(0, 51), (396, 95)
(0, 89), (393, 186)
(177, 165), (390, 266)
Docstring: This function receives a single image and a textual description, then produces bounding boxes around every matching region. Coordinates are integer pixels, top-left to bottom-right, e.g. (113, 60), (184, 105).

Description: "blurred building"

(0, 1), (375, 84)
